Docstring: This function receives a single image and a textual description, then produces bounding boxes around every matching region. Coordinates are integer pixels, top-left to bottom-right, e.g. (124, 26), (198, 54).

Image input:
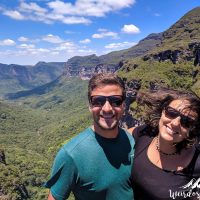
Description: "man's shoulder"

(62, 127), (94, 153)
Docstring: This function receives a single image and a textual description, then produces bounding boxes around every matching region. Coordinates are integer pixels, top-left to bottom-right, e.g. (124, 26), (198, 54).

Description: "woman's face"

(158, 99), (198, 144)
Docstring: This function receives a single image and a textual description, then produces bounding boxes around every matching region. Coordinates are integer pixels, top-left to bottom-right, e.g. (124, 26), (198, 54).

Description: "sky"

(0, 0), (199, 65)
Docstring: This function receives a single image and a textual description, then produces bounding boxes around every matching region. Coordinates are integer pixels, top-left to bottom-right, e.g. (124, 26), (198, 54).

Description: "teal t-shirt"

(45, 127), (135, 200)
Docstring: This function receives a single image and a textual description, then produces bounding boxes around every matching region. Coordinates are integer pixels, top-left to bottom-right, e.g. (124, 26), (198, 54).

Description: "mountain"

(160, 7), (200, 50)
(64, 33), (162, 78)
(0, 32), (161, 97)
(118, 7), (200, 96)
(3, 32), (162, 98)
(5, 7), (200, 100)
(0, 61), (65, 97)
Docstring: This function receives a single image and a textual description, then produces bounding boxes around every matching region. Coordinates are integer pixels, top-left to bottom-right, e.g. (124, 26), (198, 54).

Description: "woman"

(129, 88), (200, 200)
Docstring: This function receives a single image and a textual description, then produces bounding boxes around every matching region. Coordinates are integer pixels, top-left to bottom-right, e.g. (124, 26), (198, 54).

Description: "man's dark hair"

(88, 73), (126, 100)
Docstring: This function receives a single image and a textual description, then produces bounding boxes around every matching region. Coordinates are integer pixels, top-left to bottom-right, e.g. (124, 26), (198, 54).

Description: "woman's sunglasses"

(90, 95), (124, 107)
(164, 106), (196, 129)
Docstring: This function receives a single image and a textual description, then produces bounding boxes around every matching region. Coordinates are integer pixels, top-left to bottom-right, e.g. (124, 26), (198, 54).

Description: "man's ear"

(88, 103), (92, 112)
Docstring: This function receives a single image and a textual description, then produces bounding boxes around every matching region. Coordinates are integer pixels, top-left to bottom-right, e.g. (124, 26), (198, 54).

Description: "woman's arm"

(48, 192), (55, 200)
(127, 127), (135, 134)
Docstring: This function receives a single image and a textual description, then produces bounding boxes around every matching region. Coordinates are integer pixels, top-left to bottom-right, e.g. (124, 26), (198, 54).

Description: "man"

(45, 73), (135, 200)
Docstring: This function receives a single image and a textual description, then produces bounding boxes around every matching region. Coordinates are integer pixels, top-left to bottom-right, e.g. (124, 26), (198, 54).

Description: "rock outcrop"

(119, 79), (142, 129)
(63, 62), (123, 79)
(0, 149), (6, 165)
(142, 42), (200, 67)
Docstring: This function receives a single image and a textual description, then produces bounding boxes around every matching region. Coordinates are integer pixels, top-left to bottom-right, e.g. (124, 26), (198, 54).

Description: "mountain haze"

(0, 62), (65, 97)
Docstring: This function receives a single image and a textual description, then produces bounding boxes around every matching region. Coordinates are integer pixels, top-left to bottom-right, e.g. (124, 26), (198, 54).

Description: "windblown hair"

(88, 73), (126, 100)
(136, 87), (200, 151)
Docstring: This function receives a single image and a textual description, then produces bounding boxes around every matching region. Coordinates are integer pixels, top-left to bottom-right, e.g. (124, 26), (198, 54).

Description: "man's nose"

(102, 100), (113, 112)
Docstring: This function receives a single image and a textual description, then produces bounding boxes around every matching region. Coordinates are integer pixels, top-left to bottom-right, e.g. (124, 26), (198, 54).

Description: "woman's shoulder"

(127, 127), (135, 134)
(128, 124), (147, 135)
(127, 124), (149, 141)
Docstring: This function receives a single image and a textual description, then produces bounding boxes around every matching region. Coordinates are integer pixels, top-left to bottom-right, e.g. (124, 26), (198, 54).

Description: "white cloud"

(3, 10), (24, 20)
(121, 24), (140, 34)
(18, 43), (35, 49)
(65, 30), (76, 34)
(54, 42), (77, 51)
(79, 39), (91, 44)
(2, 0), (135, 24)
(92, 30), (119, 39)
(42, 34), (64, 43)
(18, 36), (29, 42)
(0, 39), (16, 46)
(37, 48), (50, 53)
(0, 41), (95, 65)
(154, 13), (161, 17)
(19, 1), (47, 13)
(48, 0), (135, 17)
(105, 41), (137, 49)
(78, 49), (96, 54)
(51, 51), (59, 55)
(98, 28), (108, 32)
(62, 16), (91, 24)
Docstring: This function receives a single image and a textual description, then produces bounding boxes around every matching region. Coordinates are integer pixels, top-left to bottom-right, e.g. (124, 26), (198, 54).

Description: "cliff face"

(62, 33), (163, 79)
(143, 42), (200, 66)
(63, 63), (123, 79)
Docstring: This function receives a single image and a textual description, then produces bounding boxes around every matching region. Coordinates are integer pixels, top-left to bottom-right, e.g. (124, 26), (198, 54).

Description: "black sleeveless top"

(131, 126), (200, 200)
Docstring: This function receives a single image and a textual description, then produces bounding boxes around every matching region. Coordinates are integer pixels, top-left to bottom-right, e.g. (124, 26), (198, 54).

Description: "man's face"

(89, 84), (125, 137)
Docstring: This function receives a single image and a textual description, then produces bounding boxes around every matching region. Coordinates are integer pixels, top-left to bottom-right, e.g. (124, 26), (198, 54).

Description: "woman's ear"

(122, 101), (126, 112)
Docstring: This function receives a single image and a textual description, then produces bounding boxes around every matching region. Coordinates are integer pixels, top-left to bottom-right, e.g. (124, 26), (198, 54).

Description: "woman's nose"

(171, 116), (181, 127)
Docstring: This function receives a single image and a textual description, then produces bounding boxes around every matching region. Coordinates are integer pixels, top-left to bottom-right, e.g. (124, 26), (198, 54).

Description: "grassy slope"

(118, 59), (199, 94)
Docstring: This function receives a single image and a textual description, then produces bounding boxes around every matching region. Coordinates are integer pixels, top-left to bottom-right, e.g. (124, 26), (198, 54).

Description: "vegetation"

(0, 78), (92, 199)
(0, 62), (65, 97)
(1, 7), (200, 199)
(119, 59), (200, 95)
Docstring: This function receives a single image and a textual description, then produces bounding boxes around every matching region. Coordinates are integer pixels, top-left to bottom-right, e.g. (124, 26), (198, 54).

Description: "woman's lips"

(166, 125), (179, 135)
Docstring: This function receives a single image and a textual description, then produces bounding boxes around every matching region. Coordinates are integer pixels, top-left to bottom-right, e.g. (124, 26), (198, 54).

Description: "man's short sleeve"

(44, 147), (77, 200)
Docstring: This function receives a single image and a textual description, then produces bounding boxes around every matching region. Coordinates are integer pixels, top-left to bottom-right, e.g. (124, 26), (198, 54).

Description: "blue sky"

(0, 0), (199, 65)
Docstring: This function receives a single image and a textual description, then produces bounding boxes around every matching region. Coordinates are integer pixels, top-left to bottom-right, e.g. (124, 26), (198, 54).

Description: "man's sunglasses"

(164, 106), (196, 129)
(90, 95), (124, 107)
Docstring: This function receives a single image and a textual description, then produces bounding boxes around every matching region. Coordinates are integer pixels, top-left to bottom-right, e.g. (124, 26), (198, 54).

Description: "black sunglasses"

(164, 106), (196, 128)
(90, 95), (124, 107)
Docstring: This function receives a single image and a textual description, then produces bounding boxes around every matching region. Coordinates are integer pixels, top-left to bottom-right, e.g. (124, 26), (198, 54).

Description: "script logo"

(169, 178), (200, 199)
(180, 178), (200, 190)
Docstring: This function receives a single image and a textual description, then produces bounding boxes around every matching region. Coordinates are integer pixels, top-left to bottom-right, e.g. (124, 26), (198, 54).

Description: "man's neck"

(91, 125), (119, 139)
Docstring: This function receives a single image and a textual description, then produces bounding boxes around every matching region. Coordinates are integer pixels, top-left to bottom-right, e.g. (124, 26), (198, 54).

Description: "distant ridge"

(4, 7), (200, 99)
(64, 33), (162, 77)
(0, 62), (65, 96)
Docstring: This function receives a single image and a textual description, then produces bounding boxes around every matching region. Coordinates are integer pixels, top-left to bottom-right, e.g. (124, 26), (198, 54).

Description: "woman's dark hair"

(136, 87), (200, 152)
